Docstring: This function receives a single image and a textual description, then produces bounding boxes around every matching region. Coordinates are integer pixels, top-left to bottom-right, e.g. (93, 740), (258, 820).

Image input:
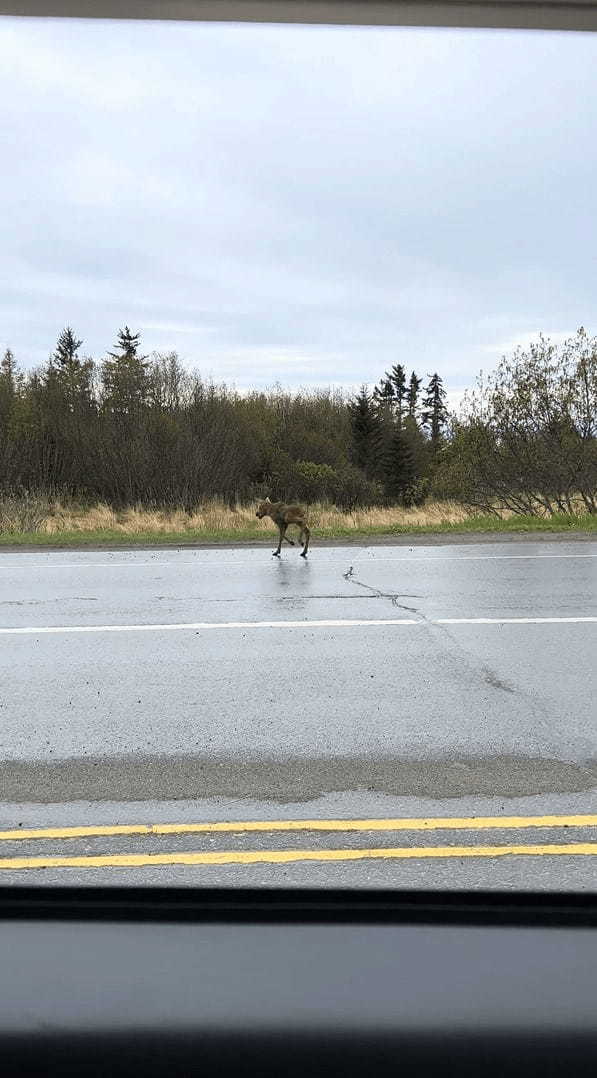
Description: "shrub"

(0, 491), (51, 533)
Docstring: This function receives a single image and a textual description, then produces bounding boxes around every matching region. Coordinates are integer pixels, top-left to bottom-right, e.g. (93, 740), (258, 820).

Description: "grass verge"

(0, 509), (595, 548)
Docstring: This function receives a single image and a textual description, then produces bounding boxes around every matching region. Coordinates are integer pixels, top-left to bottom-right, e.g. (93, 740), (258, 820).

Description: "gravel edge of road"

(0, 529), (594, 553)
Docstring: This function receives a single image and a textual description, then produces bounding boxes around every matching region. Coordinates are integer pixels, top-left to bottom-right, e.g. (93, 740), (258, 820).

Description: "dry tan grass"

(0, 494), (51, 534)
(310, 502), (475, 529)
(39, 499), (476, 535)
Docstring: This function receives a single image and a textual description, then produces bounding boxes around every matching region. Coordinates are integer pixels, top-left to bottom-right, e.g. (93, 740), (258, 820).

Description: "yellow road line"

(2, 842), (597, 871)
(2, 814), (597, 843)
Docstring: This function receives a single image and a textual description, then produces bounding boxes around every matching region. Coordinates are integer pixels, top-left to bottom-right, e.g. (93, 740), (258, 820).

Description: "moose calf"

(255, 498), (311, 557)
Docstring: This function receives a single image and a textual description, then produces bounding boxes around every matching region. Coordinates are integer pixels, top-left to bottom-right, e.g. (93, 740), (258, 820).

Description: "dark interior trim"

(3, 887), (597, 926)
(1, 0), (597, 31)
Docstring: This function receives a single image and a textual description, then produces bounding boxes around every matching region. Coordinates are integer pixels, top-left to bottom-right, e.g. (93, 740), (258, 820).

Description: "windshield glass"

(1, 16), (596, 888)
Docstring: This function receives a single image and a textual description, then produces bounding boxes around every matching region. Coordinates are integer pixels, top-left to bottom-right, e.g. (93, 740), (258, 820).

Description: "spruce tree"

(373, 375), (395, 408)
(348, 385), (381, 477)
(107, 326), (147, 364)
(407, 371), (422, 419)
(421, 372), (448, 447)
(385, 426), (416, 504)
(102, 326), (149, 415)
(50, 328), (93, 413)
(53, 326), (83, 370)
(389, 364), (407, 429)
(0, 348), (19, 401)
(0, 348), (19, 427)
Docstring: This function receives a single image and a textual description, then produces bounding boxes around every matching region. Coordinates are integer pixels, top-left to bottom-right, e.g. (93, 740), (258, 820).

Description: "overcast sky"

(1, 18), (596, 402)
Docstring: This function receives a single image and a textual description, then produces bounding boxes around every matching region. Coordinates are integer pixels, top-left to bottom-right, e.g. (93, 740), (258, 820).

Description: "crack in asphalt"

(342, 565), (423, 616)
(483, 668), (516, 694)
(341, 569), (524, 699)
(341, 566), (554, 737)
(427, 621), (564, 756)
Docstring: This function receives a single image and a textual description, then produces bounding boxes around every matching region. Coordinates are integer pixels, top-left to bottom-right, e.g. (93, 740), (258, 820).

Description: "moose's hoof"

(287, 540), (295, 546)
(300, 550), (308, 558)
(272, 550), (281, 557)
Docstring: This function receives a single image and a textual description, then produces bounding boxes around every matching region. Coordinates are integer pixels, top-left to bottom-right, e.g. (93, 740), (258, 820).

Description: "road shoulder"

(0, 528), (595, 553)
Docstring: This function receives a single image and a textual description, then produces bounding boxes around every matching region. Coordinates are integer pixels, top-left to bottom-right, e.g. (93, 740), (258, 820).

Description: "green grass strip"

(1, 513), (595, 548)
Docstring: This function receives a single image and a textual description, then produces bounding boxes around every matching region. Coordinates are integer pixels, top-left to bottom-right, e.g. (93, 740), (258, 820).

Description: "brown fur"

(255, 498), (311, 557)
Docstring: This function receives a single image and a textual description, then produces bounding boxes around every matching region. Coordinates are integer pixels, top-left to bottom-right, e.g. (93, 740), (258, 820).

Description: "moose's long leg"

(300, 524), (310, 557)
(283, 533), (295, 545)
(273, 523), (287, 556)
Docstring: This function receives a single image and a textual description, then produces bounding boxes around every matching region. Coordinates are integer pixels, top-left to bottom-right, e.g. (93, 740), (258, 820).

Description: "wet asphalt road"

(0, 535), (596, 887)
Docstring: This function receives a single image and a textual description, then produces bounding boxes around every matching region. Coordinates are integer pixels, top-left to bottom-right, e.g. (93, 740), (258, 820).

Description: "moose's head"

(255, 497), (272, 519)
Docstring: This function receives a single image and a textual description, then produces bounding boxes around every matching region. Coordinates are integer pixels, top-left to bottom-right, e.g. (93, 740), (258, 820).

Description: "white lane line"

(1, 616), (596, 635)
(0, 618), (420, 634)
(358, 553), (597, 562)
(0, 553), (595, 570)
(0, 561), (174, 569)
(436, 616), (597, 624)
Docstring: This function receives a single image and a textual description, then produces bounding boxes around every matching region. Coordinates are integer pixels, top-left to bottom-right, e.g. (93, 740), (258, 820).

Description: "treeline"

(0, 326), (447, 509)
(348, 367), (447, 505)
(0, 325), (595, 514)
(436, 329), (597, 516)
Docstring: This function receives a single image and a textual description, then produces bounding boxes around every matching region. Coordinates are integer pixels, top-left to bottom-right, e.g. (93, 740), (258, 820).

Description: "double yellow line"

(2, 813), (597, 871)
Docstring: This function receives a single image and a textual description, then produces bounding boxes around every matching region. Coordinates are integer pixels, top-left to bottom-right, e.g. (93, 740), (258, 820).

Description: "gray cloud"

(1, 18), (596, 392)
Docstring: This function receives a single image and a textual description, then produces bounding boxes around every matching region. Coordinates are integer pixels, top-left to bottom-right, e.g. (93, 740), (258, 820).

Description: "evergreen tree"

(407, 371), (422, 419)
(421, 372), (448, 446)
(53, 326), (83, 370)
(0, 348), (20, 429)
(0, 347), (20, 403)
(1, 347), (17, 386)
(50, 328), (93, 413)
(102, 326), (148, 415)
(389, 364), (407, 429)
(373, 375), (394, 407)
(348, 385), (380, 477)
(385, 426), (416, 503)
(107, 326), (147, 364)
